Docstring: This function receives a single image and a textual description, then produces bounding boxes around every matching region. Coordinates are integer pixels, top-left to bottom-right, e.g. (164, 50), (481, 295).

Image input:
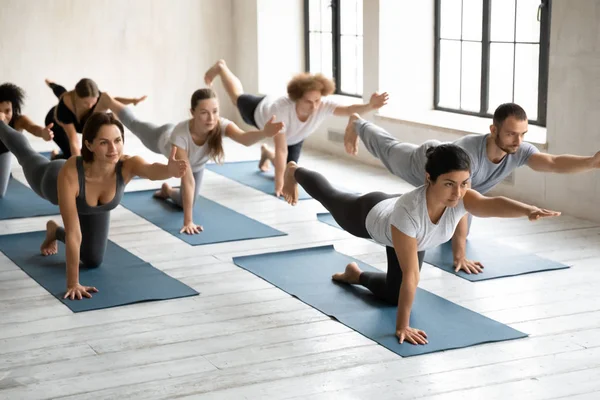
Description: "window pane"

(310, 32), (333, 78)
(440, 0), (462, 40)
(340, 0), (362, 35)
(438, 39), (461, 109)
(488, 43), (515, 113)
(309, 0), (321, 31)
(462, 0), (483, 41)
(461, 41), (481, 111)
(516, 0), (541, 42)
(514, 43), (539, 120)
(320, 0), (332, 32)
(341, 36), (363, 95)
(491, 0), (516, 42)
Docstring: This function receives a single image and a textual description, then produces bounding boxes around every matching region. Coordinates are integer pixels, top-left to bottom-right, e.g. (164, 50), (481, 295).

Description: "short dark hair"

(493, 103), (527, 129)
(0, 83), (25, 125)
(81, 113), (124, 162)
(425, 143), (471, 182)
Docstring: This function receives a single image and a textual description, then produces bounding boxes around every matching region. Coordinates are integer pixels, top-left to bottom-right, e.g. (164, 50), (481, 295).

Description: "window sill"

(375, 108), (548, 149)
(329, 93), (365, 105)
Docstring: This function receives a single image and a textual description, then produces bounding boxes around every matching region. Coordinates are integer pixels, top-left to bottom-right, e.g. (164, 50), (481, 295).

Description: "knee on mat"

(80, 256), (103, 269)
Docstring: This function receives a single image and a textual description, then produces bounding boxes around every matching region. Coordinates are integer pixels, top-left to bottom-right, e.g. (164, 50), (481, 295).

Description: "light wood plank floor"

(1, 133), (599, 399)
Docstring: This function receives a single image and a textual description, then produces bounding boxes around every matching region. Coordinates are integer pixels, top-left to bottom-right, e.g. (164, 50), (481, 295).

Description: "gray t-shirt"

(365, 185), (468, 251)
(410, 134), (539, 194)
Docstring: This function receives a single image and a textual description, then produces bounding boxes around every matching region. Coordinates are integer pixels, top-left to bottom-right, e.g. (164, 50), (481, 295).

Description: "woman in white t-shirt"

(204, 59), (389, 196)
(96, 89), (283, 234)
(281, 144), (560, 346)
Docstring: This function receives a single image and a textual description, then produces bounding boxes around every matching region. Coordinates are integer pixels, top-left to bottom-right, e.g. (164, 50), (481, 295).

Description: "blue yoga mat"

(206, 160), (311, 200)
(120, 189), (287, 245)
(0, 231), (198, 312)
(0, 177), (60, 220)
(316, 212), (569, 281)
(233, 245), (527, 357)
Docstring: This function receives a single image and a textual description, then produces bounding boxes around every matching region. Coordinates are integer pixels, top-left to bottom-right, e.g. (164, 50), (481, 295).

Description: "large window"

(304, 0), (363, 97)
(435, 0), (551, 126)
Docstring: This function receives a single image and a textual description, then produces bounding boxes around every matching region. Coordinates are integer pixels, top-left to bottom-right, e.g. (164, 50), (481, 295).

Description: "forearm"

(552, 155), (594, 173)
(66, 130), (80, 156)
(451, 214), (469, 260)
(274, 147), (288, 186)
(181, 174), (195, 224)
(345, 103), (375, 115)
(396, 277), (418, 330)
(114, 97), (138, 105)
(234, 130), (265, 146)
(28, 124), (47, 138)
(143, 163), (175, 181)
(65, 236), (82, 287)
(481, 197), (534, 218)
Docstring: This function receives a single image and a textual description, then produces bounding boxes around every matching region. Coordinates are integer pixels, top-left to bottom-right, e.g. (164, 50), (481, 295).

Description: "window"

(304, 0), (363, 97)
(435, 0), (551, 126)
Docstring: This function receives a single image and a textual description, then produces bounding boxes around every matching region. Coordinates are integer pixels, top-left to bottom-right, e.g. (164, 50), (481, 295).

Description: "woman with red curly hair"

(204, 59), (389, 197)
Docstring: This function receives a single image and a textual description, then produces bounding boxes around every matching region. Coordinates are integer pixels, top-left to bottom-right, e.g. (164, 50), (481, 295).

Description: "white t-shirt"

(165, 118), (232, 172)
(253, 96), (338, 145)
(365, 185), (468, 251)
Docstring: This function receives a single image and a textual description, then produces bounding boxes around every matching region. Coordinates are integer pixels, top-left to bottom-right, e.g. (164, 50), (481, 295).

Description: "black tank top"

(75, 157), (125, 215)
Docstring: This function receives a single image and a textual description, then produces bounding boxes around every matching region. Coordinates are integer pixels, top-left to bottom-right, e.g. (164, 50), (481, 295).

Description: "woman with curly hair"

(0, 82), (54, 197)
(204, 59), (389, 197)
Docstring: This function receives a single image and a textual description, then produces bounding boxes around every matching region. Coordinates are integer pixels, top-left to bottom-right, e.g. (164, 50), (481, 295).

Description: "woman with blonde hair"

(204, 59), (389, 196)
(96, 88), (283, 234)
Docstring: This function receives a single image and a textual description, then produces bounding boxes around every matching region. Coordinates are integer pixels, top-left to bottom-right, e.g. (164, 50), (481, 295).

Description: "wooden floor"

(1, 134), (600, 400)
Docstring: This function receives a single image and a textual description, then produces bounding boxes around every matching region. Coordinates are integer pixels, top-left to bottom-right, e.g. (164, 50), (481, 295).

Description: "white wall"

(236, 0), (600, 222)
(0, 0), (235, 132)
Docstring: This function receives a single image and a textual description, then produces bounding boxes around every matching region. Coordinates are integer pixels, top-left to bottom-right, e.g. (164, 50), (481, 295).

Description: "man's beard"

(495, 135), (518, 154)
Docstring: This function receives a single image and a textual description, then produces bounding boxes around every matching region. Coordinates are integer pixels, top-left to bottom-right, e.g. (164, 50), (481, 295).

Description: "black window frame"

(434, 0), (552, 126)
(304, 0), (363, 98)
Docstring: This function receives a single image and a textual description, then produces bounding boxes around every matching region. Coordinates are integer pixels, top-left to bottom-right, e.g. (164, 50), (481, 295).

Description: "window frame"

(434, 0), (552, 126)
(304, 0), (363, 98)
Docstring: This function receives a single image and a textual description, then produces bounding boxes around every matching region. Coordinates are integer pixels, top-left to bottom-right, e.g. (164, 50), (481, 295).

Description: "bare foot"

(44, 78), (54, 87)
(204, 59), (225, 86)
(40, 220), (59, 256)
(344, 113), (361, 155)
(282, 161), (299, 205)
(153, 182), (171, 199)
(133, 95), (147, 106)
(258, 144), (272, 172)
(50, 149), (60, 160)
(332, 262), (362, 284)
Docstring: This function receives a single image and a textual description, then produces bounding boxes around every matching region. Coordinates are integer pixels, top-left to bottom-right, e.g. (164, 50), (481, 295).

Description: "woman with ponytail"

(281, 143), (561, 346)
(96, 89), (283, 234)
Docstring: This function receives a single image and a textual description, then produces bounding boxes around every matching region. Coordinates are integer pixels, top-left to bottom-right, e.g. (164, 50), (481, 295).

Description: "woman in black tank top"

(0, 111), (188, 301)
(44, 78), (146, 160)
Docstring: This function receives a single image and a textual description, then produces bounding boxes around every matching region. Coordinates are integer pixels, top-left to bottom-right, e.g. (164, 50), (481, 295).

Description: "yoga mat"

(422, 239), (570, 281)
(0, 177), (60, 220)
(120, 189), (287, 245)
(206, 160), (311, 200)
(233, 245), (526, 357)
(316, 213), (569, 281)
(0, 231), (198, 312)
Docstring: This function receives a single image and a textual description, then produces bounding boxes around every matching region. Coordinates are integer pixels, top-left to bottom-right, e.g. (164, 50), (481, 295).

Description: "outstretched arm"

(122, 147), (188, 182)
(392, 226), (428, 345)
(333, 92), (389, 116)
(13, 115), (54, 141)
(58, 161), (95, 300)
(527, 151), (600, 173)
(463, 189), (561, 220)
(114, 95), (147, 106)
(225, 118), (283, 146)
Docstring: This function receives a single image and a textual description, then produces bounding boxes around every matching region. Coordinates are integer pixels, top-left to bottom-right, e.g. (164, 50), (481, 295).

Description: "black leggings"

(287, 141), (304, 163)
(296, 167), (425, 305)
(45, 83), (71, 159)
(0, 121), (107, 268)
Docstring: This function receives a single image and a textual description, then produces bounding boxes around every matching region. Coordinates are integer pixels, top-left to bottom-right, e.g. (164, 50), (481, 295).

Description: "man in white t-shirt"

(204, 59), (389, 196)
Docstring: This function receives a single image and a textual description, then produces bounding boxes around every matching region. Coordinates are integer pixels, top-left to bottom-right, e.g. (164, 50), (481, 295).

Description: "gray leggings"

(0, 151), (11, 198)
(0, 122), (106, 268)
(118, 107), (205, 206)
